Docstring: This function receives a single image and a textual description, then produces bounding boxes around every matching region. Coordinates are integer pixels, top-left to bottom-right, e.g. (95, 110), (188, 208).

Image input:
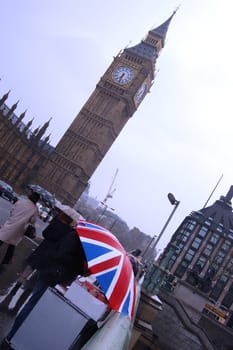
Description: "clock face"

(112, 66), (134, 85)
(135, 83), (147, 102)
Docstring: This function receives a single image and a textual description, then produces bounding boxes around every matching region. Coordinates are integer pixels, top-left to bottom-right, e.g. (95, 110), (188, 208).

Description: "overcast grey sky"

(1, 1), (233, 251)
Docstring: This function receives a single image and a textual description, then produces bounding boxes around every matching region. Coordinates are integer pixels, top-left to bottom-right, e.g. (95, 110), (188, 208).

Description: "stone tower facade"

(37, 13), (176, 205)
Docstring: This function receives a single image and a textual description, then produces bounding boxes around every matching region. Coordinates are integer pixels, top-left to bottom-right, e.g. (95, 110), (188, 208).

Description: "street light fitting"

(168, 193), (179, 206)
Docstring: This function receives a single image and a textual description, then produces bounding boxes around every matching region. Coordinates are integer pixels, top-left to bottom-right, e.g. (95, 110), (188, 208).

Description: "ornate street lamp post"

(141, 193), (180, 264)
(142, 193), (180, 295)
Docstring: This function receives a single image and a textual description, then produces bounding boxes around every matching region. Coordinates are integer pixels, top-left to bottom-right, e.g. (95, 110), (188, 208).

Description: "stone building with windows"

(162, 185), (233, 331)
(0, 92), (53, 193)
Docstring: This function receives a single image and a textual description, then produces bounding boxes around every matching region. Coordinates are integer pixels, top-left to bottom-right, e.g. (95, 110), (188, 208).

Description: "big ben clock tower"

(38, 12), (176, 205)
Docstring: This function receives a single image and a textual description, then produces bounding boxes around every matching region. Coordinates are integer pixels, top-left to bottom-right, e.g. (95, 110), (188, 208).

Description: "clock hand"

(119, 73), (125, 81)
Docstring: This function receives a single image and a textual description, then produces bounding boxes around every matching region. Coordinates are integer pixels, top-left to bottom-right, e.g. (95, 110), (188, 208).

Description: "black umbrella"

(27, 184), (55, 208)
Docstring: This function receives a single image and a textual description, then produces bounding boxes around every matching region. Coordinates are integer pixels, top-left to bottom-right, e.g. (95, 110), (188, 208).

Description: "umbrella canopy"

(27, 184), (56, 207)
(76, 221), (136, 319)
(55, 203), (81, 224)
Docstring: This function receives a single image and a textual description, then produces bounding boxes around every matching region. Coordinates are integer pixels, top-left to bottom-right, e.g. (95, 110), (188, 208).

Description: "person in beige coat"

(0, 191), (40, 268)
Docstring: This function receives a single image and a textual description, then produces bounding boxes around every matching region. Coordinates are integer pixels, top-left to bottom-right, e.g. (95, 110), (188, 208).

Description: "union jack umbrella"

(76, 221), (136, 319)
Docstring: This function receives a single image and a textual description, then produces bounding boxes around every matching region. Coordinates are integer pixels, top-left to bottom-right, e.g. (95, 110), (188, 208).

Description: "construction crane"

(102, 168), (119, 205)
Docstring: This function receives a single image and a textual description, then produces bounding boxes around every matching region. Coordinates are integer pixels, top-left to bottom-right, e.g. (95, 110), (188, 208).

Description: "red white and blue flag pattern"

(76, 221), (136, 319)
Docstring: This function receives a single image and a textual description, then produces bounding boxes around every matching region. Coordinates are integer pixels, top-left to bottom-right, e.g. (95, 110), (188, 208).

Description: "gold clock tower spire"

(38, 13), (176, 205)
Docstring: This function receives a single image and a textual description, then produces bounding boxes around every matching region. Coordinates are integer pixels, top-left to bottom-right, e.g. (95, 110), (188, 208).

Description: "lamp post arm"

(142, 200), (180, 262)
(152, 201), (180, 250)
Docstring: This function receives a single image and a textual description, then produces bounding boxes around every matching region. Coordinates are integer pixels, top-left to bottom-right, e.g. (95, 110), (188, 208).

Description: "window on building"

(191, 237), (202, 250)
(175, 233), (190, 254)
(177, 242), (185, 250)
(209, 275), (228, 301)
(198, 226), (208, 238)
(185, 220), (196, 230)
(184, 249), (195, 262)
(166, 254), (177, 270)
(209, 233), (220, 245)
(203, 244), (213, 257)
(213, 250), (225, 266)
(176, 228), (191, 245)
(180, 234), (189, 243)
(211, 262), (221, 272)
(216, 224), (223, 233)
(175, 260), (189, 278)
(228, 230), (233, 241)
(221, 240), (231, 252)
(195, 256), (207, 269)
(205, 217), (213, 226)
(174, 247), (196, 278)
(225, 258), (233, 274)
(221, 283), (233, 309)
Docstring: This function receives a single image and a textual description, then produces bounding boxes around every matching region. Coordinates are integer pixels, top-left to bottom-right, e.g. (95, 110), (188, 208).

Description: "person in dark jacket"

(5, 204), (90, 343)
(38, 218), (89, 286)
(26, 212), (84, 275)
